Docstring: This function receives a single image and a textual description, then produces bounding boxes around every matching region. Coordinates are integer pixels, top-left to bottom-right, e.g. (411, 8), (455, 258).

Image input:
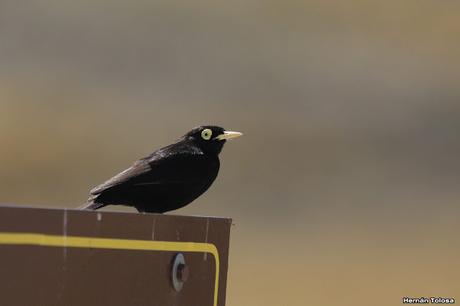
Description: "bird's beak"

(215, 130), (243, 141)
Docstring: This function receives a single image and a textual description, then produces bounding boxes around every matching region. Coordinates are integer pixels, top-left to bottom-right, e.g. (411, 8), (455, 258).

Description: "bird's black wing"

(90, 159), (152, 195)
(90, 145), (205, 196)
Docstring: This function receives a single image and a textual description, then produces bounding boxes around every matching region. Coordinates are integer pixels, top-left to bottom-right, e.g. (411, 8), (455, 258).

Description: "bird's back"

(87, 143), (220, 213)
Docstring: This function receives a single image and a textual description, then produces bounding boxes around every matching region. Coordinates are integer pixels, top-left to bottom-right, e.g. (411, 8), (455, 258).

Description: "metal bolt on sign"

(171, 253), (189, 292)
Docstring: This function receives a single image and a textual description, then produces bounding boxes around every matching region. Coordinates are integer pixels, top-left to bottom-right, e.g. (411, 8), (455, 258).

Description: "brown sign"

(0, 206), (232, 306)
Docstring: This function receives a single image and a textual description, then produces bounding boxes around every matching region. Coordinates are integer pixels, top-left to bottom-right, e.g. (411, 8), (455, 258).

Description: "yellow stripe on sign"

(0, 232), (220, 306)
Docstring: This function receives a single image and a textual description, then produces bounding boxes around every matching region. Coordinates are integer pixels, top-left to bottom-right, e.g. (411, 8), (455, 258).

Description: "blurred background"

(1, 1), (459, 305)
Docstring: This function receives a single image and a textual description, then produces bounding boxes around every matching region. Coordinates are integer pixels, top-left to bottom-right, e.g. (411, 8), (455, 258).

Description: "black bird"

(80, 125), (242, 213)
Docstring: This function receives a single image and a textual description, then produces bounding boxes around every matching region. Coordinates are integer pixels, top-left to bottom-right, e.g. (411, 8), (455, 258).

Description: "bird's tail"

(78, 198), (106, 210)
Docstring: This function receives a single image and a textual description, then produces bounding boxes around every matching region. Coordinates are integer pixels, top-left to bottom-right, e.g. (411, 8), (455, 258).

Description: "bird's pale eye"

(201, 129), (213, 140)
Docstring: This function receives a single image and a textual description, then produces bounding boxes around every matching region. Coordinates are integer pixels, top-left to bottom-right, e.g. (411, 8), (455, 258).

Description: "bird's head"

(183, 125), (243, 155)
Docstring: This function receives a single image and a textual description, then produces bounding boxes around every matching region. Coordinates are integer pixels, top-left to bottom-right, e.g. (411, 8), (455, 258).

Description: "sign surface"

(0, 206), (231, 306)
